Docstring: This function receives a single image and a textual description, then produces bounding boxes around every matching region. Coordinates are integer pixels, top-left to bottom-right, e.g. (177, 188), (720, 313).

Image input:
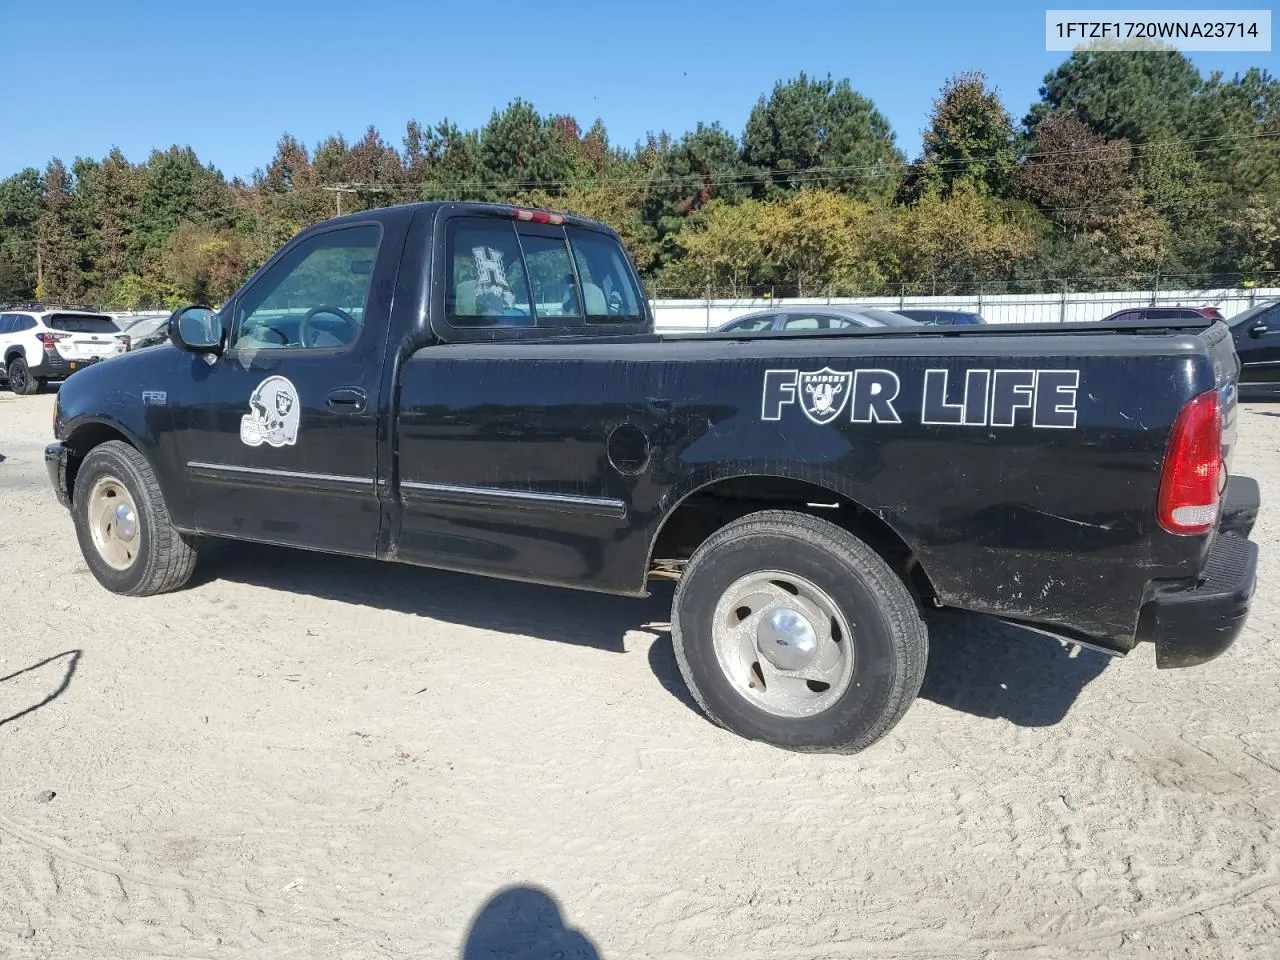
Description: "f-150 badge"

(240, 375), (301, 447)
(763, 367), (1080, 429)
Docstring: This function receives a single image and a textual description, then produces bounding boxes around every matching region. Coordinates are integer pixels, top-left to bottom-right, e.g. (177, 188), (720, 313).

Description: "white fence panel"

(651, 287), (1280, 332)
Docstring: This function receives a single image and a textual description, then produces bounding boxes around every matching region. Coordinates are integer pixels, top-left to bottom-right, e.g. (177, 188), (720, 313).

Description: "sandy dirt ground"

(1, 389), (1278, 960)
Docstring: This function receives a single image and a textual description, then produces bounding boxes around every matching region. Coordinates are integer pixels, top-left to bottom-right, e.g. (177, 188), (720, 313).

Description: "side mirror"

(168, 305), (223, 355)
(1249, 322), (1268, 338)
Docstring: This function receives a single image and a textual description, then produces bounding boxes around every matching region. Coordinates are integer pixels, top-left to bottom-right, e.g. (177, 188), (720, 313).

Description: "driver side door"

(172, 220), (397, 556)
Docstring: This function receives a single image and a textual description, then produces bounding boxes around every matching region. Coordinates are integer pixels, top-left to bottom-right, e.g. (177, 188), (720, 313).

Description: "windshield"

(48, 313), (121, 334)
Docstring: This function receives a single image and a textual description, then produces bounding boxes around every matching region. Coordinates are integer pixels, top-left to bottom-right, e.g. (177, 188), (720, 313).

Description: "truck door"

(392, 212), (661, 592)
(173, 219), (401, 555)
(1232, 301), (1280, 389)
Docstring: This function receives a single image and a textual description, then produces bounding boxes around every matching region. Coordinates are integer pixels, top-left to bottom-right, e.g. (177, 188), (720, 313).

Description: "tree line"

(1, 46), (1277, 309)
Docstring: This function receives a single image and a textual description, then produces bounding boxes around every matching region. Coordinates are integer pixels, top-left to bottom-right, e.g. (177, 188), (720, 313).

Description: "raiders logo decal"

(240, 375), (301, 447)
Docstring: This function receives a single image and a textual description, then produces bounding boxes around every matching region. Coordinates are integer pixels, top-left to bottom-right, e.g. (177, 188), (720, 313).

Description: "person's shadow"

(462, 885), (601, 959)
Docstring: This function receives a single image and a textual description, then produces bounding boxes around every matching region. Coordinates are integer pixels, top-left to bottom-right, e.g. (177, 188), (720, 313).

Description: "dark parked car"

(1228, 298), (1280, 395)
(716, 305), (919, 333)
(1099, 305), (1224, 323)
(895, 309), (986, 326)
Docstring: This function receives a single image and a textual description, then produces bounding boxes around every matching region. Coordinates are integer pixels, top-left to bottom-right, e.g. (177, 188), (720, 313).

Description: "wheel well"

(64, 423), (133, 500)
(648, 476), (937, 604)
(4, 348), (24, 366)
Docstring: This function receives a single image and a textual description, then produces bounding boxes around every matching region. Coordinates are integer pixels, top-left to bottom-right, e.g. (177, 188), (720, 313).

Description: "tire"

(671, 510), (928, 753)
(7, 357), (37, 395)
(71, 440), (198, 596)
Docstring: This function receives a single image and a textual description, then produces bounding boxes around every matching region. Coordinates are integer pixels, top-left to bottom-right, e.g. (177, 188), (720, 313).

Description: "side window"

(229, 224), (381, 352)
(0, 314), (14, 335)
(567, 228), (644, 323)
(14, 316), (37, 332)
(520, 233), (581, 319)
(725, 315), (775, 332)
(783, 314), (855, 331)
(1257, 304), (1280, 329)
(447, 219), (533, 327)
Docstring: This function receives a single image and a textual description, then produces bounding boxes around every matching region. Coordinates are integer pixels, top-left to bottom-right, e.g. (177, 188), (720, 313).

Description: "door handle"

(1249, 323), (1268, 338)
(327, 387), (367, 413)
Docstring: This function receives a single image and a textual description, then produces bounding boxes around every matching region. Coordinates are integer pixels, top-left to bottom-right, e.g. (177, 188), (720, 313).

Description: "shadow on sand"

(462, 885), (601, 959)
(204, 544), (1108, 730)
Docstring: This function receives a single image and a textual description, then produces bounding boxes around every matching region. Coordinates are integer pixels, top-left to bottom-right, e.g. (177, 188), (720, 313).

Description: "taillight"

(1157, 389), (1224, 535)
(36, 331), (70, 348)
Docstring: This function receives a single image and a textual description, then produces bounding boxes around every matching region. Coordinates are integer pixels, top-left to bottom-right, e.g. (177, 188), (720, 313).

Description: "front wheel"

(71, 441), (198, 596)
(671, 510), (928, 753)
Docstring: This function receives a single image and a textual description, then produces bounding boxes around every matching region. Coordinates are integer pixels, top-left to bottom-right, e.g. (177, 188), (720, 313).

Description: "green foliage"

(166, 222), (246, 305)
(643, 122), (749, 256)
(1223, 195), (1280, 278)
(104, 272), (183, 311)
(479, 99), (574, 197)
(0, 56), (1276, 310)
(1025, 47), (1203, 143)
(742, 72), (904, 200)
(873, 182), (1038, 291)
(902, 71), (1017, 201)
(0, 167), (43, 298)
(1135, 141), (1222, 274)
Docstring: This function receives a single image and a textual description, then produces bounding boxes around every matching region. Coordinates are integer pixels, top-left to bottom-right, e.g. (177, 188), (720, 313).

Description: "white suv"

(0, 304), (130, 395)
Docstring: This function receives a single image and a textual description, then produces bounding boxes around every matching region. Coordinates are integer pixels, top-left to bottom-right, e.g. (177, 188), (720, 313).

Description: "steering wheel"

(299, 306), (359, 348)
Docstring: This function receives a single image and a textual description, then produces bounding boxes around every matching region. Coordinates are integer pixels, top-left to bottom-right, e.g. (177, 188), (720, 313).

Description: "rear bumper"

(1142, 475), (1260, 668)
(34, 352), (107, 380)
(45, 442), (71, 509)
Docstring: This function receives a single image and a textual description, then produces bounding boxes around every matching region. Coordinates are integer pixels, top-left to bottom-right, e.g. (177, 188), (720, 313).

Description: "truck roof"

(313, 200), (621, 237)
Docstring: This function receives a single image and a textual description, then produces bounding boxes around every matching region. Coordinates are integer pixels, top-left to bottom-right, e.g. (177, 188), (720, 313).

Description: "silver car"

(716, 305), (920, 333)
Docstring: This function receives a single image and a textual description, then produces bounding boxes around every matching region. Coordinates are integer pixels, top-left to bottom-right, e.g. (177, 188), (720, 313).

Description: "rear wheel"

(671, 510), (928, 753)
(7, 357), (38, 395)
(71, 441), (198, 596)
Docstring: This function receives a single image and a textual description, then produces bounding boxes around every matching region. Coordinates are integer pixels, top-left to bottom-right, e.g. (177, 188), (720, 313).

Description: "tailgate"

(46, 313), (128, 360)
(57, 332), (127, 360)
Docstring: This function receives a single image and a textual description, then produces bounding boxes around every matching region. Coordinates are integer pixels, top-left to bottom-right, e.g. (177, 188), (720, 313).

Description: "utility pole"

(321, 183), (361, 216)
(321, 183), (391, 216)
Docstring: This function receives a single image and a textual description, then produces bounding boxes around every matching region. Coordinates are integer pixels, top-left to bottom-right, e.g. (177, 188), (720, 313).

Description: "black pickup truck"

(46, 201), (1261, 753)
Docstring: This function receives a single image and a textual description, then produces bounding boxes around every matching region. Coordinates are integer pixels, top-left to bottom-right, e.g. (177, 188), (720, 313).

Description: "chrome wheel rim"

(87, 476), (140, 571)
(711, 570), (855, 718)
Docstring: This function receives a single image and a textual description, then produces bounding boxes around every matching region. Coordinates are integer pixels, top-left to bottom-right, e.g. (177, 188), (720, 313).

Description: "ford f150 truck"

(45, 201), (1261, 753)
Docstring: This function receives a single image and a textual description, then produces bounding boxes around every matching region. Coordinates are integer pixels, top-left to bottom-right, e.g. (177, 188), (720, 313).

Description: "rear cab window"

(444, 215), (645, 329)
(47, 313), (121, 334)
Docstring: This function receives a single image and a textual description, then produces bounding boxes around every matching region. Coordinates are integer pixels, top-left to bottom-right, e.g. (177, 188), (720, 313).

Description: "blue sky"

(0, 0), (1270, 181)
